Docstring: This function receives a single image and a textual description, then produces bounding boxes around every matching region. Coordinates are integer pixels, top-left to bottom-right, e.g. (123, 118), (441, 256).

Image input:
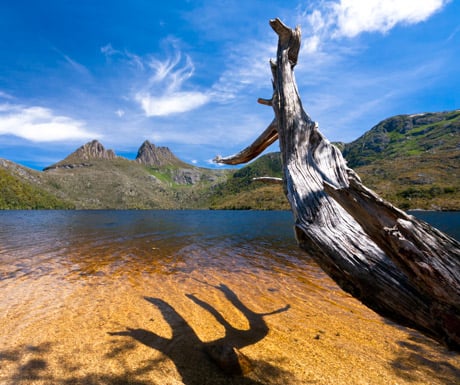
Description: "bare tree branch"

(217, 18), (460, 350)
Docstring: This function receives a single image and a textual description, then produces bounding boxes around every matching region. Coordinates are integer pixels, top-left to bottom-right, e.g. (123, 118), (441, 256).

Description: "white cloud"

(101, 43), (120, 56)
(135, 91), (209, 117)
(130, 49), (210, 116)
(101, 43), (144, 70)
(332, 0), (448, 37)
(207, 158), (225, 167)
(300, 0), (449, 52)
(115, 109), (125, 117)
(102, 37), (272, 120)
(0, 104), (99, 142)
(147, 52), (184, 85)
(62, 54), (90, 75)
(303, 35), (321, 53)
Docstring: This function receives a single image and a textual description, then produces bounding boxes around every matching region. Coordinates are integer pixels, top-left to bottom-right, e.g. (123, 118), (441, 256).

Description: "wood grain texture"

(216, 18), (460, 350)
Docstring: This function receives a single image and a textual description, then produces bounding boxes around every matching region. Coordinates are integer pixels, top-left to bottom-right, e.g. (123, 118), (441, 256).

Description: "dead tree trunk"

(216, 18), (460, 350)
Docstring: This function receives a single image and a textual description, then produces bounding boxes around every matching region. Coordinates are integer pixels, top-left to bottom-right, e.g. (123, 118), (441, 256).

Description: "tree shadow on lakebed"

(109, 283), (294, 385)
(390, 332), (460, 385)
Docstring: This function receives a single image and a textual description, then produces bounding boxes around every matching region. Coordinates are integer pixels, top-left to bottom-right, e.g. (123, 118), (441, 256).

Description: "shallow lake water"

(0, 210), (459, 384)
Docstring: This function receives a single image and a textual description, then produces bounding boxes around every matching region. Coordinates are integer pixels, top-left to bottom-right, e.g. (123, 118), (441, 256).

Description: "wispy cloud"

(0, 91), (14, 100)
(101, 43), (120, 57)
(115, 109), (125, 118)
(289, 0), (452, 141)
(135, 51), (210, 116)
(101, 43), (144, 69)
(51, 46), (91, 77)
(210, 40), (274, 102)
(0, 104), (100, 142)
(135, 91), (209, 117)
(104, 43), (211, 117)
(62, 54), (90, 75)
(446, 25), (460, 42)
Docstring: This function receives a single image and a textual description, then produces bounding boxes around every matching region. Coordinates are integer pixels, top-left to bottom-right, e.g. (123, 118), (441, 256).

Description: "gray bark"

(216, 18), (460, 350)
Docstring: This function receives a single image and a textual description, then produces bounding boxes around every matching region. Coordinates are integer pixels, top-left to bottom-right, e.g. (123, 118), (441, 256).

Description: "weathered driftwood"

(252, 176), (283, 184)
(216, 18), (460, 350)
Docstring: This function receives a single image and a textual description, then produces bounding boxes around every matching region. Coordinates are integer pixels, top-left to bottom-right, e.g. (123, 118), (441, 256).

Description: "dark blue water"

(0, 210), (457, 260)
(408, 210), (460, 241)
(0, 210), (458, 283)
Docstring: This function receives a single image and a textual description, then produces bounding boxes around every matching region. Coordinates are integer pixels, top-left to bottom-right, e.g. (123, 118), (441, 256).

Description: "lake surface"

(408, 210), (460, 241)
(0, 210), (459, 385)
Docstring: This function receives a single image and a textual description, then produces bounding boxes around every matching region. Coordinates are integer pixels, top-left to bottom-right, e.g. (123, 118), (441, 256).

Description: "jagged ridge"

(44, 140), (117, 170)
(1, 108), (458, 210)
(45, 139), (185, 171)
(135, 140), (184, 167)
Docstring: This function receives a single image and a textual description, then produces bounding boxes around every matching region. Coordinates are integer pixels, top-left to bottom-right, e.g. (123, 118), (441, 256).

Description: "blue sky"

(0, 0), (459, 170)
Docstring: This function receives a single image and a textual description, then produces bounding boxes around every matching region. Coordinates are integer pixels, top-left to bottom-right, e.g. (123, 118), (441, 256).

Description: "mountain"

(210, 109), (459, 210)
(342, 110), (459, 210)
(44, 140), (116, 170)
(39, 141), (229, 209)
(1, 140), (230, 209)
(136, 140), (184, 167)
(0, 109), (458, 210)
(342, 110), (460, 167)
(0, 159), (74, 209)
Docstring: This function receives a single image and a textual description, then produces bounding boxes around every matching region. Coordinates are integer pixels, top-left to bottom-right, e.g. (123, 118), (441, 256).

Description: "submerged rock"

(204, 343), (253, 376)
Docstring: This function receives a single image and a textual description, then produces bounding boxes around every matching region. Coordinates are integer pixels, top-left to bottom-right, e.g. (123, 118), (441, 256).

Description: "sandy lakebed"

(0, 210), (459, 384)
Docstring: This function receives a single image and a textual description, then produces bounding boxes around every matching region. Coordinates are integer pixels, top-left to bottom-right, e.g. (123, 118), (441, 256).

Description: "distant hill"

(0, 159), (74, 209)
(208, 152), (289, 210)
(342, 110), (459, 210)
(0, 109), (458, 210)
(1, 141), (229, 209)
(342, 110), (460, 167)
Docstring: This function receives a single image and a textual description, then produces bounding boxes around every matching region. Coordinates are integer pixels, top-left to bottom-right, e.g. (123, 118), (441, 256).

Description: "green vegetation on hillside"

(1, 109), (458, 210)
(0, 168), (74, 209)
(210, 184), (289, 210)
(354, 151), (459, 210)
(208, 152), (289, 210)
(342, 110), (460, 167)
(341, 110), (459, 210)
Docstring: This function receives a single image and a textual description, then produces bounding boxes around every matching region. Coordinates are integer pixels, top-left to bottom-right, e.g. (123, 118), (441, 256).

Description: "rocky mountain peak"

(73, 140), (116, 160)
(135, 140), (181, 167)
(43, 140), (116, 171)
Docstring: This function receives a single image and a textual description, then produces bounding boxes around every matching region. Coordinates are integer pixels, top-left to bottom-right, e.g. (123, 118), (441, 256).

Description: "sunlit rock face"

(135, 140), (180, 167)
(73, 140), (117, 161)
(44, 140), (117, 170)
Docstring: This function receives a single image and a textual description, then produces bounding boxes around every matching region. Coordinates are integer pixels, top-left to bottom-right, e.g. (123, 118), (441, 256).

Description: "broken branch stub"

(216, 18), (460, 350)
(213, 119), (278, 165)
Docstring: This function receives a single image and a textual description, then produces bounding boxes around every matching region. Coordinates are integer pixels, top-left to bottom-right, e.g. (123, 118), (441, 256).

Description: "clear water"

(0, 210), (309, 281)
(0, 209), (457, 286)
(0, 210), (458, 385)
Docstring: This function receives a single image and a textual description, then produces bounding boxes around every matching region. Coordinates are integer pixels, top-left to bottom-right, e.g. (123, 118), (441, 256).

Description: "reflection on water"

(0, 210), (315, 282)
(1, 209), (457, 284)
(0, 210), (459, 385)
